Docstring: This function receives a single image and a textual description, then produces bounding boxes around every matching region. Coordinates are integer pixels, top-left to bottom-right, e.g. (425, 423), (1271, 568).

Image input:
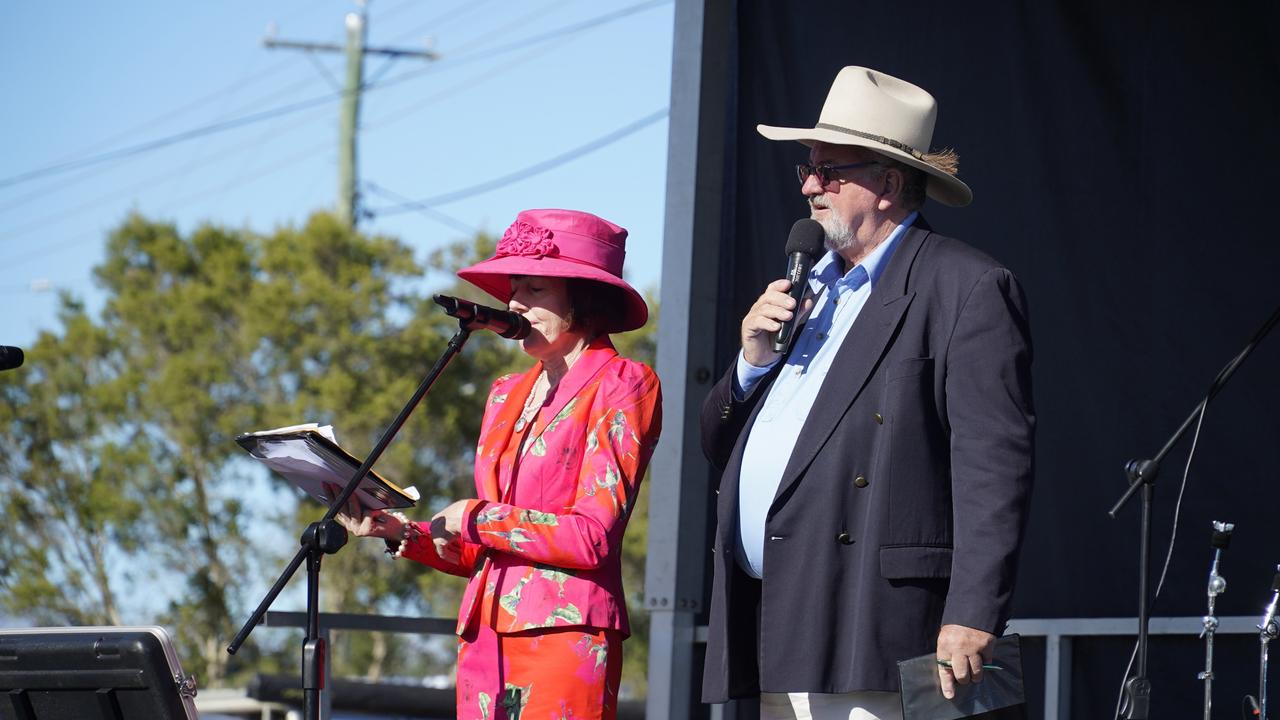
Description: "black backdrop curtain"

(713, 1), (1280, 716)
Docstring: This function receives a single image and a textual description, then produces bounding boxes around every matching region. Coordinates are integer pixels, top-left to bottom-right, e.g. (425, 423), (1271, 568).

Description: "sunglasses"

(795, 161), (880, 186)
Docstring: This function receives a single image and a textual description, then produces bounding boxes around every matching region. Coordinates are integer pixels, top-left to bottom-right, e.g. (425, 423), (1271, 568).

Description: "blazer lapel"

(476, 364), (543, 501)
(525, 337), (618, 451)
(772, 223), (930, 502)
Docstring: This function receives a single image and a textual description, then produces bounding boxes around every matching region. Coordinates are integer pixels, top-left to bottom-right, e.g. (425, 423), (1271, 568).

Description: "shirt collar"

(809, 210), (919, 294)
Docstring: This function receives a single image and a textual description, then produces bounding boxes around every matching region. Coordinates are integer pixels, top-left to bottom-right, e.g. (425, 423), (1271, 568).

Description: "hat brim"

(757, 123), (973, 207)
(457, 255), (649, 333)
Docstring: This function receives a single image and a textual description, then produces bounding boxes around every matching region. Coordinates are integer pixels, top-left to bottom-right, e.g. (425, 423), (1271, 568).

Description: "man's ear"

(878, 167), (904, 209)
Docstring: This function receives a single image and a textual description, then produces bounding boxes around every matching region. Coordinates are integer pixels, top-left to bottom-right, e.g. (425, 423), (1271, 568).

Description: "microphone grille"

(785, 219), (826, 257)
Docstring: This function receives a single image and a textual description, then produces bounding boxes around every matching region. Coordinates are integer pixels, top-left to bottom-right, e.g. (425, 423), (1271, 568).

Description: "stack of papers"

(237, 423), (419, 511)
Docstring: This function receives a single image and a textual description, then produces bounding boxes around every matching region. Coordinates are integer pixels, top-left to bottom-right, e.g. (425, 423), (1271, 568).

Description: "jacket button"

(836, 532), (854, 545)
(873, 412), (883, 424)
(720, 405), (732, 420)
(853, 475), (869, 488)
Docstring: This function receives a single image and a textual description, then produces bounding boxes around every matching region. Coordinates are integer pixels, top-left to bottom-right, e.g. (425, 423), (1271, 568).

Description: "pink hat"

(457, 209), (648, 333)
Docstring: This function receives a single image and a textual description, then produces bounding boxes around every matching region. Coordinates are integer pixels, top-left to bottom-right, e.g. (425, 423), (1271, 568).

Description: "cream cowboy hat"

(757, 66), (973, 207)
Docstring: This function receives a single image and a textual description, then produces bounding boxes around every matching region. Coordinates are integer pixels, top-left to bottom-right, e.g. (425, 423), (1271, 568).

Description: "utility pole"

(264, 1), (439, 228)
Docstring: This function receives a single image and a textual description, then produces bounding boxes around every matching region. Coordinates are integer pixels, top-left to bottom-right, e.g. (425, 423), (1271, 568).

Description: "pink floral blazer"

(400, 338), (662, 637)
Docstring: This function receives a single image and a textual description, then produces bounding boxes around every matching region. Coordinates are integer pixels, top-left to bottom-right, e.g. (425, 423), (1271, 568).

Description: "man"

(700, 66), (1035, 719)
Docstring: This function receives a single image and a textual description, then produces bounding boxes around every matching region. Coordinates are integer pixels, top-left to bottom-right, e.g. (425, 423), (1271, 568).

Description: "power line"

(361, 182), (479, 236)
(0, 0), (671, 193)
(366, 0), (671, 94)
(0, 92), (343, 191)
(366, 108), (668, 217)
(0, 3), (651, 245)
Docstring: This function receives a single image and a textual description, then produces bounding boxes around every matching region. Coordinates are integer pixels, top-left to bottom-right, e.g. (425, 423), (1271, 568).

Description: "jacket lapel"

(525, 336), (618, 451)
(771, 222), (930, 503)
(476, 365), (543, 501)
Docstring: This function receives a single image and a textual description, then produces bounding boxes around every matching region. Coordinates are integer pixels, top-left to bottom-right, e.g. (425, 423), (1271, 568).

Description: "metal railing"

(1007, 615), (1263, 720)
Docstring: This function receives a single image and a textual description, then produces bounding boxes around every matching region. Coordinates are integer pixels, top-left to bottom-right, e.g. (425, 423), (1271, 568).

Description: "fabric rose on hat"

(495, 221), (558, 258)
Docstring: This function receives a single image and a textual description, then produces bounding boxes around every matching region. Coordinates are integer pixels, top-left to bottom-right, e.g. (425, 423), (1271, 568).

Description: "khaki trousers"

(759, 691), (903, 720)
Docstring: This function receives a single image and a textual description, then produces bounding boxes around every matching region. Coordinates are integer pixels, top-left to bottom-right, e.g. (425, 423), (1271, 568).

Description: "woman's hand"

(430, 500), (473, 561)
(334, 491), (402, 540)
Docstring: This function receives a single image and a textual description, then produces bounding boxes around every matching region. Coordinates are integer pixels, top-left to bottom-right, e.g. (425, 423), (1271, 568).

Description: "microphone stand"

(1199, 521), (1233, 720)
(226, 321), (476, 720)
(1109, 302), (1280, 720)
(1258, 568), (1280, 720)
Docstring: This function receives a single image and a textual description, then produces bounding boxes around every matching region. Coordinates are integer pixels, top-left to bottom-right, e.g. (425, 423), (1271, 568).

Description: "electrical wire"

(0, 0), (671, 193)
(365, 0), (671, 94)
(361, 182), (479, 236)
(0, 102), (336, 246)
(1, 8), (654, 252)
(0, 92), (344, 191)
(367, 108), (667, 217)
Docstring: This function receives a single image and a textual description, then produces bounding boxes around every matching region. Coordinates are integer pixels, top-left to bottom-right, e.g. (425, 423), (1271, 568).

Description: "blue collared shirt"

(734, 211), (917, 579)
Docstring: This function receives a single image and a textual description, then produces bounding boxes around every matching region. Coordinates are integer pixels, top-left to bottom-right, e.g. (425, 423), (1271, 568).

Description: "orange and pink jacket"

(400, 338), (662, 637)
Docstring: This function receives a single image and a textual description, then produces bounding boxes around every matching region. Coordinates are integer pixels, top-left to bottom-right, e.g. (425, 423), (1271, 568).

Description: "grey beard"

(817, 212), (853, 253)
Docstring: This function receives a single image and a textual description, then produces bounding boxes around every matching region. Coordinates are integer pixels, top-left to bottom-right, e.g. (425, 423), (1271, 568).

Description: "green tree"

(0, 211), (660, 697)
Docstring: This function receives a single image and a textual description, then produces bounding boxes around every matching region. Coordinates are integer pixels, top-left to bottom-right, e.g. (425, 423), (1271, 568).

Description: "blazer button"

(853, 475), (869, 488)
(873, 412), (883, 425)
(720, 405), (732, 420)
(836, 532), (854, 545)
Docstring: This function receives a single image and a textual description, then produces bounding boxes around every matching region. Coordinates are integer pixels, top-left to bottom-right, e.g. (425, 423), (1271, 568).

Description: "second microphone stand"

(1109, 302), (1280, 719)
(1257, 568), (1280, 720)
(1199, 520), (1233, 720)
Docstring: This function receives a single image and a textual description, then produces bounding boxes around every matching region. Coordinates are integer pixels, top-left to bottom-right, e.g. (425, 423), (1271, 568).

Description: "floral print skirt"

(456, 623), (624, 720)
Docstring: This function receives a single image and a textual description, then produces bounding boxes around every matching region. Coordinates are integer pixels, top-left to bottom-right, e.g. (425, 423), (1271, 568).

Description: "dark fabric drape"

(718, 1), (1280, 716)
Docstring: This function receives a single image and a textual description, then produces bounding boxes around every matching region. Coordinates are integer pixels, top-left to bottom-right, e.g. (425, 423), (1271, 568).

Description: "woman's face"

(508, 275), (584, 361)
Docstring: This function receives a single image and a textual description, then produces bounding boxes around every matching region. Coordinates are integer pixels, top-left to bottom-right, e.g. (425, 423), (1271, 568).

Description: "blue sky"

(0, 0), (674, 347)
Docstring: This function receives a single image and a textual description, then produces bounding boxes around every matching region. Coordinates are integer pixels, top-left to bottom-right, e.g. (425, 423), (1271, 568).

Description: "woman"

(339, 208), (662, 720)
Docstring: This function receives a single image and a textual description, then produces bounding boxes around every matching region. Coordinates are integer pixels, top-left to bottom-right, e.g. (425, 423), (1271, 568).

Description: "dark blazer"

(700, 219), (1035, 702)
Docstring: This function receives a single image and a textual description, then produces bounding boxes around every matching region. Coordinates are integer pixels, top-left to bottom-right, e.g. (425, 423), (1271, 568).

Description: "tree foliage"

(0, 211), (658, 695)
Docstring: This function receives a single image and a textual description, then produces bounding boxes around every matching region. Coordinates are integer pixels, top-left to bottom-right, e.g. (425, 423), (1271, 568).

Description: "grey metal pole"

(645, 1), (734, 718)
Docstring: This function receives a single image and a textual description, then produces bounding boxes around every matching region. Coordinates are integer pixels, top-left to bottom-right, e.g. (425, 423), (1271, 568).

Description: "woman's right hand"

(334, 495), (403, 540)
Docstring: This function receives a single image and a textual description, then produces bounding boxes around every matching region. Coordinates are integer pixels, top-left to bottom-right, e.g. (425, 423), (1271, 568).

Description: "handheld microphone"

(0, 346), (23, 371)
(772, 219), (826, 354)
(433, 295), (531, 339)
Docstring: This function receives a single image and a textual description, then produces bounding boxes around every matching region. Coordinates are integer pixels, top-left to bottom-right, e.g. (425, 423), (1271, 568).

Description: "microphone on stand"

(433, 295), (531, 339)
(0, 346), (23, 371)
(772, 219), (826, 354)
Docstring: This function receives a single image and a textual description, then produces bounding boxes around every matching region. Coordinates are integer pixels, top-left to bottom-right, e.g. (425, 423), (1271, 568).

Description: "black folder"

(897, 634), (1026, 720)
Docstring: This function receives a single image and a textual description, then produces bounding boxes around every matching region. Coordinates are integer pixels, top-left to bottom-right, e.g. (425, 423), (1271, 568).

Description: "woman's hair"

(565, 278), (629, 337)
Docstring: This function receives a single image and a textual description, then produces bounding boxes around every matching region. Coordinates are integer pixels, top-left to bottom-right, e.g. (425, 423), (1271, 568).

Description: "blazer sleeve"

(700, 363), (770, 472)
(940, 267), (1036, 633)
(397, 522), (486, 578)
(459, 362), (662, 570)
(396, 373), (515, 578)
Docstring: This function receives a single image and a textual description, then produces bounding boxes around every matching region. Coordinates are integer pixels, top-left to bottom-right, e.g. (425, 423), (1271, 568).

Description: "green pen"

(936, 660), (1005, 671)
